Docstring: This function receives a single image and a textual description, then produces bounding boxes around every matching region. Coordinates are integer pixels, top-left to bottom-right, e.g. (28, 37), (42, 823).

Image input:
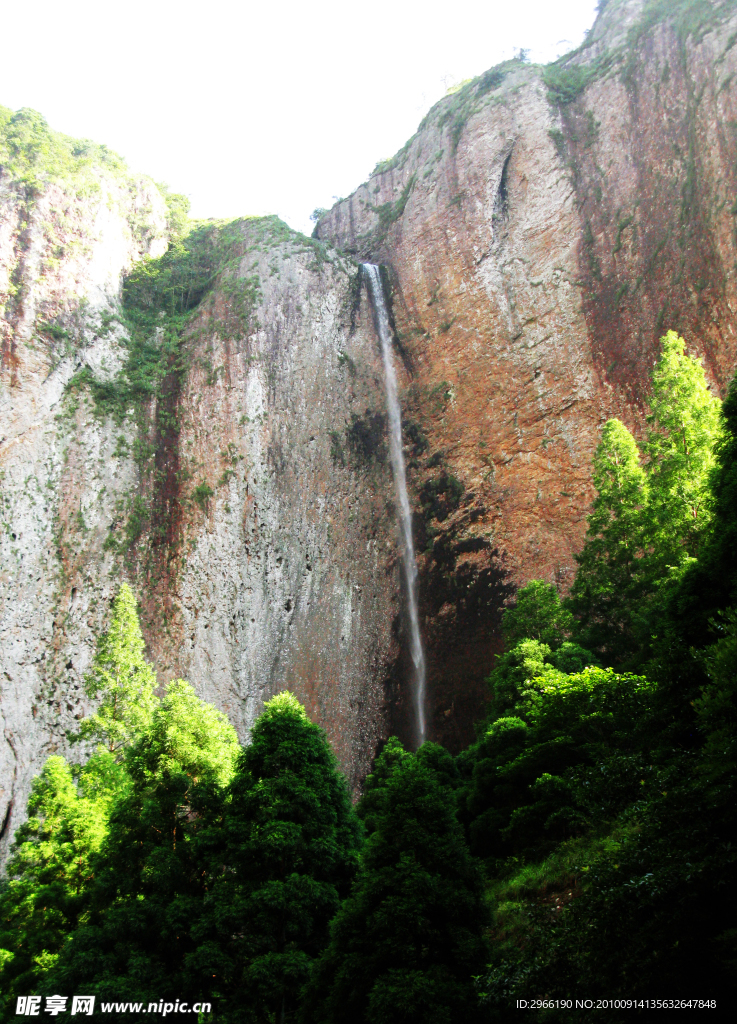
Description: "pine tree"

(75, 582), (158, 757)
(306, 742), (488, 1024)
(187, 692), (362, 1024)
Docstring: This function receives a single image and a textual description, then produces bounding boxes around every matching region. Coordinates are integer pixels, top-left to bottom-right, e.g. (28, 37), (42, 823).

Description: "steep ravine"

(315, 0), (737, 749)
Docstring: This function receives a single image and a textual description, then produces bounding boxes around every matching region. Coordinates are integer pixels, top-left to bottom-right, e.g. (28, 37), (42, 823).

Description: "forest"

(1, 329), (735, 1021)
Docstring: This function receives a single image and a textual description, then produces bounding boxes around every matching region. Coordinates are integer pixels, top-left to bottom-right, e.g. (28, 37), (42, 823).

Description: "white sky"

(0, 1), (599, 235)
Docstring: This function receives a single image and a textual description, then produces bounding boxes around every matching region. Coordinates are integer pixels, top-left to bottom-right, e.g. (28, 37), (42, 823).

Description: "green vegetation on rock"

(0, 106), (128, 190)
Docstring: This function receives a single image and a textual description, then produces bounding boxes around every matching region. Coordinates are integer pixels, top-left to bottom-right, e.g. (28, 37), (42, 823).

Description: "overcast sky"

(0, 1), (599, 234)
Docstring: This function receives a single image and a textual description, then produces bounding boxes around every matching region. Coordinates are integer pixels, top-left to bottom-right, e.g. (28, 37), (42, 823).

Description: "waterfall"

(363, 263), (427, 747)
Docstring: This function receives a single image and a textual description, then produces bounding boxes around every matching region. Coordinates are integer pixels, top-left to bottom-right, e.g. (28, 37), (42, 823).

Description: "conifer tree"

(0, 755), (124, 1015)
(567, 418), (648, 661)
(645, 330), (721, 558)
(665, 374), (737, 648)
(501, 580), (574, 649)
(75, 582), (158, 757)
(187, 692), (362, 1024)
(0, 582), (157, 1012)
(306, 742), (488, 1024)
(568, 333), (721, 665)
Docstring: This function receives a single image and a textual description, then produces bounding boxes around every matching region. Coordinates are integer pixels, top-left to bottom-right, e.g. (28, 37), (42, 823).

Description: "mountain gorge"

(3, 0), (737, 862)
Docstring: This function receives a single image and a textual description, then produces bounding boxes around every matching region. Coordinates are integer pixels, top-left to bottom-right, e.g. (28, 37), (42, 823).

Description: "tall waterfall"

(363, 263), (427, 747)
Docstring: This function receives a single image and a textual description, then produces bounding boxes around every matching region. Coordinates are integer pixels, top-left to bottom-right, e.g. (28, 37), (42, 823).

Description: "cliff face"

(137, 227), (398, 786)
(316, 0), (737, 750)
(0, 133), (170, 856)
(0, 123), (400, 859)
(4, 0), (737, 860)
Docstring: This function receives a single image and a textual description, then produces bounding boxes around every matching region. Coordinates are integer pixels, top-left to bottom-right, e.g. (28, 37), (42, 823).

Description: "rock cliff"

(0, 114), (401, 860)
(3, 0), (737, 861)
(316, 0), (737, 751)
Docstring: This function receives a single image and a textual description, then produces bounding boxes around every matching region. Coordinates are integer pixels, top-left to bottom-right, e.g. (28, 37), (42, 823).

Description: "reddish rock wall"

(317, 0), (737, 749)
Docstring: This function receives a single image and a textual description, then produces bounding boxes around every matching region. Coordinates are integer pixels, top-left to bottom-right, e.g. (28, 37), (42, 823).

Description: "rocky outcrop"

(137, 229), (399, 787)
(316, 0), (737, 748)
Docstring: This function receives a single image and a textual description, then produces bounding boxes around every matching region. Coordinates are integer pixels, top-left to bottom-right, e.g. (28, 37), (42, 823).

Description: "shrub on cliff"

(0, 105), (128, 187)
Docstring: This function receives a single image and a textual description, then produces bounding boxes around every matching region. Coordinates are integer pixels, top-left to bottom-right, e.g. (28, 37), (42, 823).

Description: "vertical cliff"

(0, 111), (403, 861)
(316, 0), (737, 748)
(0, 107), (170, 856)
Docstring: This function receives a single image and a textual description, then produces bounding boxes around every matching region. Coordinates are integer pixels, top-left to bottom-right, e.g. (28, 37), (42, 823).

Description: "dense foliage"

(0, 105), (128, 188)
(466, 334), (737, 1017)
(305, 740), (488, 1024)
(2, 331), (736, 1020)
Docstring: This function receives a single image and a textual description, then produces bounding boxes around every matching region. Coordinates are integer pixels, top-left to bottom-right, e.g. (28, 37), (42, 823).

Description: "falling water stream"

(363, 263), (427, 747)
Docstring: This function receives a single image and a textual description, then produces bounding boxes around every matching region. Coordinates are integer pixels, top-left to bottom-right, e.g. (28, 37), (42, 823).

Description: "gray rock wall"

(0, 172), (402, 864)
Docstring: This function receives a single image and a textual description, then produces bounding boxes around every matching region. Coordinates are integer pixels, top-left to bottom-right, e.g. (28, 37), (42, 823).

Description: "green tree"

(306, 742), (488, 1024)
(485, 639), (554, 720)
(187, 692), (361, 1024)
(696, 610), (737, 800)
(645, 330), (721, 558)
(475, 365), (736, 1012)
(43, 681), (239, 1012)
(2, 108), (52, 173)
(460, 666), (654, 863)
(75, 582), (158, 757)
(0, 583), (157, 1013)
(501, 580), (573, 649)
(485, 637), (598, 721)
(568, 334), (721, 666)
(567, 419), (648, 661)
(663, 375), (737, 649)
(0, 755), (125, 1015)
